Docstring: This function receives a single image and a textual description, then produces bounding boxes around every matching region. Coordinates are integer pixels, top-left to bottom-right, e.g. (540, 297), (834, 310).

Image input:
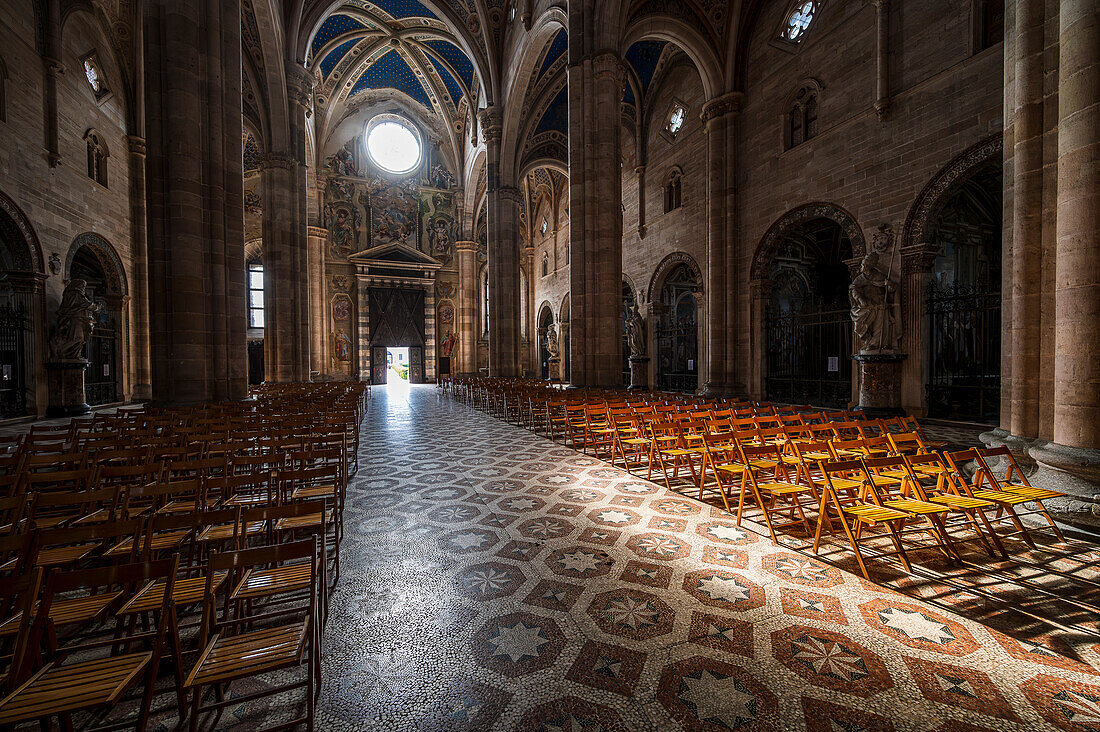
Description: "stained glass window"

(84, 59), (101, 93)
(666, 105), (685, 135)
(784, 1), (817, 41)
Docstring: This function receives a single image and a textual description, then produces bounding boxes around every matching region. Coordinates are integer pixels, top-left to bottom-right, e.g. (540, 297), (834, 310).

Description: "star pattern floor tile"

(306, 384), (1100, 730)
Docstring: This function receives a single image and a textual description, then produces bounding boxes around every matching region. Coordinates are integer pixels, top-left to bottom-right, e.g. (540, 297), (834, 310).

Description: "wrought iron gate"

(85, 311), (119, 405)
(0, 304), (27, 419)
(926, 282), (1000, 422)
(765, 304), (852, 408)
(656, 295), (698, 392)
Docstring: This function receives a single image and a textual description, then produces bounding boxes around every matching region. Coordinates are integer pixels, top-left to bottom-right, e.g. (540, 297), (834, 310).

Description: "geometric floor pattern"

(315, 384), (1100, 731)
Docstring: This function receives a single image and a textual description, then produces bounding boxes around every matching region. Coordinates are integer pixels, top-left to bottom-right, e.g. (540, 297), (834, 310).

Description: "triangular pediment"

(349, 241), (442, 268)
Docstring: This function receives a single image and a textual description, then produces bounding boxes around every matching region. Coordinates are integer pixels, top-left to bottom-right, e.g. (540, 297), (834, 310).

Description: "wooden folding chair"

(812, 459), (914, 579)
(35, 518), (145, 569)
(978, 446), (1068, 540)
(737, 444), (817, 543)
(648, 421), (702, 490)
(902, 452), (1004, 558)
(27, 485), (123, 529)
(861, 455), (960, 562)
(185, 538), (320, 732)
(697, 429), (741, 511)
(0, 557), (178, 730)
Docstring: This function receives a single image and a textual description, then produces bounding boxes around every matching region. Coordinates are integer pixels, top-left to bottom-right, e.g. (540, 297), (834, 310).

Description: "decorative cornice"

(307, 226), (328, 238)
(455, 240), (479, 253)
(700, 92), (744, 123)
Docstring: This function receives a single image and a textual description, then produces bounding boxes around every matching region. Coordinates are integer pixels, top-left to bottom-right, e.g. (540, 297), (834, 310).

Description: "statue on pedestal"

(624, 301), (646, 358)
(545, 323), (560, 359)
(49, 279), (99, 361)
(849, 225), (901, 353)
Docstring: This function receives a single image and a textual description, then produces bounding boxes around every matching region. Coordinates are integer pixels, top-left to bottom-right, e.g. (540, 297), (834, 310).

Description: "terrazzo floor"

(311, 383), (1100, 732)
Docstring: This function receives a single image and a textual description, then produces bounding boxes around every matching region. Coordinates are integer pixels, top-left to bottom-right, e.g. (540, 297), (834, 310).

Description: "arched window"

(247, 262), (264, 328)
(81, 53), (110, 102)
(786, 84), (821, 150)
(84, 130), (108, 187)
(481, 268), (489, 336)
(664, 169), (683, 213)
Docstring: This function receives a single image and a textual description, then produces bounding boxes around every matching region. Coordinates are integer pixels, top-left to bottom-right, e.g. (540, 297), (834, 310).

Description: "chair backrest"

(29, 486), (121, 526)
(887, 431), (927, 455)
(0, 567), (43, 691)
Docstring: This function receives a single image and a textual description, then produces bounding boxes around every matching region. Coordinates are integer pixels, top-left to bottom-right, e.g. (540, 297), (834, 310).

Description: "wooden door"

(371, 346), (388, 384)
(409, 346), (423, 383)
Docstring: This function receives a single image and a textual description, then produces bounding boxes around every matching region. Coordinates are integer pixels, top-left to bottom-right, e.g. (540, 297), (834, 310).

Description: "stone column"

(260, 153), (302, 382)
(307, 225), (327, 379)
(481, 106), (522, 377)
(455, 240), (478, 375)
(126, 136), (152, 400)
(899, 243), (939, 415)
(1030, 0), (1100, 533)
(143, 0), (246, 402)
(873, 0), (891, 120)
(524, 242), (536, 375)
(1008, 0), (1046, 439)
(634, 165), (647, 239)
(42, 0), (62, 167)
(748, 278), (772, 400)
(700, 92), (742, 396)
(568, 50), (624, 386)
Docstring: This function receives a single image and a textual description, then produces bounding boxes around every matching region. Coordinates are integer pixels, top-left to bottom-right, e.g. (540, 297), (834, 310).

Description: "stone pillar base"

(1029, 442), (1100, 537)
(628, 357), (650, 390)
(853, 352), (907, 417)
(45, 359), (90, 417)
(547, 357), (562, 382)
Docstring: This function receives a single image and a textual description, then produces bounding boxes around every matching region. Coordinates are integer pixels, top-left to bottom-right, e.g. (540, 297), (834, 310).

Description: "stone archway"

(537, 301), (554, 379)
(65, 233), (130, 405)
(0, 190), (46, 418)
(749, 204), (863, 404)
(647, 253), (702, 393)
(898, 135), (1004, 418)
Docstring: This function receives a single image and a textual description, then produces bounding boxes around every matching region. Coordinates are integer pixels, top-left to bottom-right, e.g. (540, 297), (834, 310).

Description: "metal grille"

(0, 304), (27, 419)
(86, 311), (119, 406)
(926, 281), (1000, 422)
(656, 296), (697, 393)
(765, 304), (852, 408)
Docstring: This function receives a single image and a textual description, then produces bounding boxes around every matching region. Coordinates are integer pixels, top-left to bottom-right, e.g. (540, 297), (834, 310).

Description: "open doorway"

(387, 347), (410, 382)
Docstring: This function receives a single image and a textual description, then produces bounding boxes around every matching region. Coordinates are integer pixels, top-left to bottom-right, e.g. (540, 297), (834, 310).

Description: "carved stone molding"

(751, 203), (867, 281)
(901, 242), (941, 275)
(591, 51), (626, 86)
(646, 251), (703, 303)
(455, 240), (479, 253)
(479, 107), (503, 141)
(307, 226), (328, 239)
(902, 135), (1002, 248)
(700, 91), (744, 123)
(285, 62), (315, 110)
(496, 186), (523, 205)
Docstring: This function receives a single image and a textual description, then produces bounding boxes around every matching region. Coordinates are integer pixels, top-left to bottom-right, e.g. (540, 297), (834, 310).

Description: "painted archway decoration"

(646, 251), (703, 304)
(750, 202), (866, 281)
(902, 135), (1003, 248)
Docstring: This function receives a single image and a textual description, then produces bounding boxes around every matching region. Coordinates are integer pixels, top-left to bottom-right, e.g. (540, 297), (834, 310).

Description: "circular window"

(365, 116), (422, 175)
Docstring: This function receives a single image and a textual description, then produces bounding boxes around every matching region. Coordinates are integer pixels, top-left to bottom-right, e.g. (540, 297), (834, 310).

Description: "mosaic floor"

(309, 383), (1100, 732)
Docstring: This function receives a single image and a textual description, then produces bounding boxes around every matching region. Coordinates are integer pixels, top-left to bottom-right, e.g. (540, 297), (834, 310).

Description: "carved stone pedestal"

(45, 359), (90, 417)
(853, 352), (907, 417)
(547, 357), (562, 383)
(628, 357), (649, 390)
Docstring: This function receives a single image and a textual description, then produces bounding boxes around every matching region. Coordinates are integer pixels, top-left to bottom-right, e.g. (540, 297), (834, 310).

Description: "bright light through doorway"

(387, 347), (410, 382)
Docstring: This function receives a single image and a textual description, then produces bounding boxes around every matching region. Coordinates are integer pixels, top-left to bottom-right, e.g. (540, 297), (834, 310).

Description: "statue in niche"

(545, 323), (560, 358)
(429, 215), (453, 256)
(624, 301), (646, 358)
(849, 225), (901, 353)
(50, 279), (100, 361)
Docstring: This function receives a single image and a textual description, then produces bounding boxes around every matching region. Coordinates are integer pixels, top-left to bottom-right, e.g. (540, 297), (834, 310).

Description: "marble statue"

(849, 225), (901, 352)
(624, 301), (646, 357)
(545, 323), (560, 358)
(49, 279), (99, 361)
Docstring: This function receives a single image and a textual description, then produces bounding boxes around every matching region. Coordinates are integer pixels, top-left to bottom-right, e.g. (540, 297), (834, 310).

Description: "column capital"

(261, 151), (297, 171)
(285, 62), (315, 110)
(496, 186), (522, 205)
(1, 271), (48, 294)
(901, 242), (940, 275)
(127, 135), (147, 157)
(478, 106), (503, 141)
(590, 50), (626, 85)
(700, 92), (744, 123)
(456, 240), (479, 253)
